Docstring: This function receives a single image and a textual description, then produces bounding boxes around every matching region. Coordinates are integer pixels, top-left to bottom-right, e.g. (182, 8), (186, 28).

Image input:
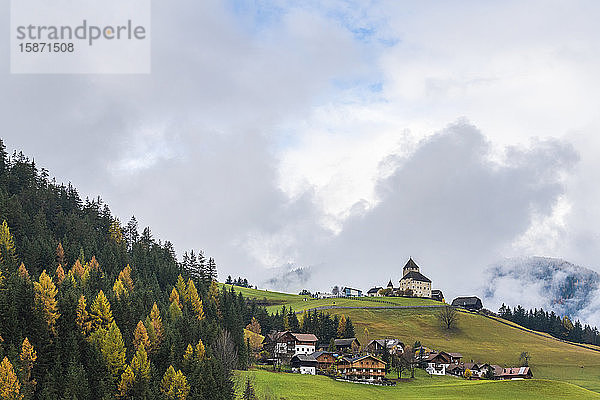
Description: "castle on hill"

(367, 258), (443, 301)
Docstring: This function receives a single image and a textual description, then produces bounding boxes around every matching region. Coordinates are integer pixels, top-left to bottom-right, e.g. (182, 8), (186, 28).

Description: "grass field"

(324, 308), (600, 392)
(219, 284), (303, 304)
(219, 284), (442, 313)
(235, 369), (600, 399)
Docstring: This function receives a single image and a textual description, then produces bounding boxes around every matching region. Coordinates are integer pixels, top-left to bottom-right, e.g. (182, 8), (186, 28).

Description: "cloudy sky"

(2, 1), (600, 303)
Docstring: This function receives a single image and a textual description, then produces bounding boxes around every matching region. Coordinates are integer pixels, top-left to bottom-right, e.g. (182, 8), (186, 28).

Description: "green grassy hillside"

(236, 369), (600, 400)
(219, 284), (442, 313)
(222, 285), (600, 393)
(325, 308), (600, 392)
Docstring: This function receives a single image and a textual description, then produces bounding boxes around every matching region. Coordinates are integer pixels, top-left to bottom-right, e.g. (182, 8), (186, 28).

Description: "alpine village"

(0, 140), (598, 400)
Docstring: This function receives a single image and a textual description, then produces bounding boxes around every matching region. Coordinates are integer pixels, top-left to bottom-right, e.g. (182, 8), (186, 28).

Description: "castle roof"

(400, 270), (431, 283)
(403, 257), (419, 271)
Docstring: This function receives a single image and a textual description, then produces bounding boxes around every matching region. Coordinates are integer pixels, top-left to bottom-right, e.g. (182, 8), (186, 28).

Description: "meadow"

(235, 369), (600, 400)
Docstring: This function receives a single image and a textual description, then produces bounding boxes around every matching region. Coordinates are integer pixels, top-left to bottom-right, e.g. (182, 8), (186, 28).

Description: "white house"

(291, 354), (317, 375)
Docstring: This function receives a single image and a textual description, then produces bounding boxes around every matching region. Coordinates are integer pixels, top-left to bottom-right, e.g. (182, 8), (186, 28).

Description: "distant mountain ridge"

(483, 256), (600, 325)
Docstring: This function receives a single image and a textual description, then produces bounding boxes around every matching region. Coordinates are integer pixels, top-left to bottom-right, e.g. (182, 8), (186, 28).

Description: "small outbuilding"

(451, 296), (483, 311)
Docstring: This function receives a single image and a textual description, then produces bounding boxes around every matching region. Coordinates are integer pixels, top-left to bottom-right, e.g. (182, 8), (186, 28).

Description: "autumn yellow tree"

(160, 366), (189, 400)
(18, 263), (30, 281)
(118, 265), (133, 292)
(175, 275), (187, 301)
(169, 300), (182, 321)
(100, 322), (127, 384)
(20, 338), (37, 398)
(33, 270), (60, 335)
(130, 344), (150, 391)
(70, 259), (85, 279)
(117, 365), (134, 398)
(337, 315), (347, 338)
(55, 242), (65, 266)
(55, 265), (65, 285)
(88, 255), (100, 271)
(245, 317), (261, 334)
(133, 320), (150, 351)
(109, 220), (124, 244)
(90, 290), (114, 331)
(149, 303), (164, 345)
(186, 280), (204, 321)
(0, 220), (17, 266)
(194, 339), (205, 361)
(169, 287), (180, 306)
(0, 357), (22, 400)
(76, 295), (91, 336)
(113, 278), (127, 300)
(182, 344), (194, 366)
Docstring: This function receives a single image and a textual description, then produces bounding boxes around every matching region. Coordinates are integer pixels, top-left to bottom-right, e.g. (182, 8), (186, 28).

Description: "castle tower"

(402, 257), (419, 277)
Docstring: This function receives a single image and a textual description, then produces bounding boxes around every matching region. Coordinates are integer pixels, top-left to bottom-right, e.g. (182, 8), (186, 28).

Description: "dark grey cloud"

(280, 122), (579, 299)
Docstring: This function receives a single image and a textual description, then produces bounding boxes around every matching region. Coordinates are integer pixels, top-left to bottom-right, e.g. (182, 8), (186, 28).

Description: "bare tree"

(213, 329), (238, 372)
(438, 306), (458, 330)
(401, 345), (417, 378)
(519, 351), (531, 366)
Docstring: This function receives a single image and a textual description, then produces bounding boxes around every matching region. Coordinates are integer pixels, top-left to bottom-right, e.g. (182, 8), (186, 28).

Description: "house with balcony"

(338, 355), (386, 381)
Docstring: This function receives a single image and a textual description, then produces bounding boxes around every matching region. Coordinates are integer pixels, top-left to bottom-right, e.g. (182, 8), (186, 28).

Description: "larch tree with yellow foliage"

(175, 275), (187, 302)
(149, 303), (164, 346)
(0, 356), (22, 400)
(100, 322), (127, 384)
(55, 242), (65, 266)
(130, 344), (150, 396)
(76, 295), (91, 336)
(337, 315), (347, 338)
(0, 220), (17, 267)
(118, 265), (134, 292)
(18, 263), (30, 281)
(117, 365), (134, 398)
(20, 338), (37, 399)
(169, 287), (180, 306)
(33, 270), (60, 335)
(54, 265), (65, 285)
(133, 320), (150, 351)
(161, 366), (190, 400)
(113, 278), (127, 300)
(70, 259), (85, 280)
(109, 220), (124, 244)
(185, 279), (205, 321)
(90, 290), (114, 331)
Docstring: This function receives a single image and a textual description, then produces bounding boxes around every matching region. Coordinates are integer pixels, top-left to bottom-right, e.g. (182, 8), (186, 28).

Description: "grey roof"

(403, 258), (419, 271)
(310, 350), (334, 359)
(335, 338), (360, 346)
(400, 270), (431, 283)
(367, 287), (382, 293)
(292, 354), (317, 362)
(451, 296), (482, 306)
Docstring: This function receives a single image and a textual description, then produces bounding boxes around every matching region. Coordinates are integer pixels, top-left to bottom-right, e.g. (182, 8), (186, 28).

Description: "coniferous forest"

(0, 139), (254, 399)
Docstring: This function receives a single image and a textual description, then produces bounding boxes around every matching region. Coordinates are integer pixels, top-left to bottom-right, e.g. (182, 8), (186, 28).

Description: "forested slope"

(0, 139), (249, 399)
